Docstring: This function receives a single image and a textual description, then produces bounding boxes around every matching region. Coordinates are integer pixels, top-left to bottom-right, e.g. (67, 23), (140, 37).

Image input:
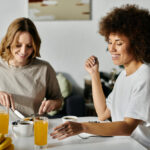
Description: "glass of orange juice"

(0, 106), (9, 135)
(34, 116), (48, 150)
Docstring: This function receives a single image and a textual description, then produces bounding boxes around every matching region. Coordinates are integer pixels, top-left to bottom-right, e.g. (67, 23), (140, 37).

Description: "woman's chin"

(112, 61), (122, 66)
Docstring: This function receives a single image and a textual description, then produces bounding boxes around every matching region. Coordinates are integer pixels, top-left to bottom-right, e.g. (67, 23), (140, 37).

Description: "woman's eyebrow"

(115, 39), (121, 41)
(108, 39), (123, 42)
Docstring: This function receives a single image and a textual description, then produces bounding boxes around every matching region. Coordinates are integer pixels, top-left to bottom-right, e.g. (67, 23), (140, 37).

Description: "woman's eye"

(117, 44), (122, 46)
(27, 45), (32, 48)
(117, 43), (122, 46)
(16, 45), (21, 48)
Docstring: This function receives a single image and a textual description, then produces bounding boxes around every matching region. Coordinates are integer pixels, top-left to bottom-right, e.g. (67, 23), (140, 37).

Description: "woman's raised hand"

(85, 55), (99, 75)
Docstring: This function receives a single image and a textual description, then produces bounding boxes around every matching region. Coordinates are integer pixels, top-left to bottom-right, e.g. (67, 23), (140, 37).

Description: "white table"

(9, 116), (147, 150)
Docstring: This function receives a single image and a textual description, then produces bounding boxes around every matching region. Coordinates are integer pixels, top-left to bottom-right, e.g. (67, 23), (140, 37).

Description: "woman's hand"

(50, 121), (84, 140)
(0, 91), (15, 110)
(85, 56), (99, 75)
(38, 99), (62, 115)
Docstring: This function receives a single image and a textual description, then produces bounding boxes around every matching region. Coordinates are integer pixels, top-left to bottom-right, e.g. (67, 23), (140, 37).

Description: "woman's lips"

(111, 54), (120, 59)
(17, 53), (27, 59)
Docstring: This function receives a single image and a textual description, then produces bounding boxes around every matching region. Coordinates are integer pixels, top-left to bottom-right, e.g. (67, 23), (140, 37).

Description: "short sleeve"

(106, 90), (113, 112)
(125, 80), (150, 125)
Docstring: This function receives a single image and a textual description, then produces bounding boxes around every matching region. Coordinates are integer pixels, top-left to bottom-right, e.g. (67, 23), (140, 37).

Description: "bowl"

(62, 116), (78, 123)
(12, 120), (33, 137)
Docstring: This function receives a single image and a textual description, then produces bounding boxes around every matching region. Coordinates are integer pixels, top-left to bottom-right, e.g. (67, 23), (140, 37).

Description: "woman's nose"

(109, 43), (116, 52)
(20, 46), (27, 54)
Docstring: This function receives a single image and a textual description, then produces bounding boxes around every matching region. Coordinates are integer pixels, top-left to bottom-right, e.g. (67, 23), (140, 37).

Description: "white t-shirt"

(107, 63), (150, 148)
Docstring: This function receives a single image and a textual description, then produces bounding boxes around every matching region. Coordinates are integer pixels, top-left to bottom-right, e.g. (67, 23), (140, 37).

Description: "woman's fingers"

(38, 100), (46, 114)
(89, 56), (98, 65)
(50, 121), (83, 140)
(86, 58), (94, 67)
(85, 56), (98, 68)
(0, 98), (5, 106)
(85, 56), (99, 75)
(56, 130), (74, 140)
(5, 96), (10, 108)
(0, 92), (14, 109)
(38, 100), (56, 114)
(39, 99), (62, 114)
(51, 124), (73, 140)
(0, 94), (6, 106)
(51, 122), (68, 132)
(44, 101), (55, 112)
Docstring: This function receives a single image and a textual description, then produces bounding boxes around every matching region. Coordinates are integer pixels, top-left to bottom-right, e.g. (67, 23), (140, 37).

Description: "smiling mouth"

(17, 53), (27, 58)
(112, 54), (120, 59)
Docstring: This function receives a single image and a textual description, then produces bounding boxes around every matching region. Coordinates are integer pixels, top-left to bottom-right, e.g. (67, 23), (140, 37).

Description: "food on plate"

(4, 144), (14, 150)
(0, 136), (14, 150)
(0, 133), (5, 143)
(23, 117), (33, 121)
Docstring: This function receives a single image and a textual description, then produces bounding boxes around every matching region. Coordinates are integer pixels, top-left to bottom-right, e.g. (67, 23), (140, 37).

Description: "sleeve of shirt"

(45, 63), (63, 100)
(106, 71), (123, 115)
(125, 79), (150, 126)
(106, 90), (113, 113)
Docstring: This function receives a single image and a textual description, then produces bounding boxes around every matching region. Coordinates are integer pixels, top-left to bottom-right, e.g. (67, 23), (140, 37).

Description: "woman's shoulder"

(115, 69), (125, 80)
(116, 64), (150, 83)
(32, 58), (52, 67)
(133, 63), (150, 86)
(0, 57), (8, 67)
(32, 58), (55, 72)
(138, 63), (150, 78)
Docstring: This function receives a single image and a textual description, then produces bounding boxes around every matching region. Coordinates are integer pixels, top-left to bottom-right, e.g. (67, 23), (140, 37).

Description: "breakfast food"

(24, 117), (33, 121)
(19, 122), (31, 125)
(0, 133), (5, 143)
(4, 144), (14, 150)
(0, 135), (14, 150)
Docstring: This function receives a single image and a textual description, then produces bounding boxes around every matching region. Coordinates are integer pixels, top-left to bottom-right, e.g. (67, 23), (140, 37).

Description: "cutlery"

(13, 109), (25, 119)
(11, 109), (25, 120)
(8, 98), (25, 120)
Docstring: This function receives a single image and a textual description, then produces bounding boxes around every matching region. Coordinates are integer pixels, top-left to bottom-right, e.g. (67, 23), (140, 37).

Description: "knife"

(13, 109), (25, 119)
(10, 108), (25, 120)
(8, 97), (25, 119)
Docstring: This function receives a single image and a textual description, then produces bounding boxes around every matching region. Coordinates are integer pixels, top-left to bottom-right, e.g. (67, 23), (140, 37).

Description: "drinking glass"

(0, 106), (9, 134)
(34, 116), (48, 150)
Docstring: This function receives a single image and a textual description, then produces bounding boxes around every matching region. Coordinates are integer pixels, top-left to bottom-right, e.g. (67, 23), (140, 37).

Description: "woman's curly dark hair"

(99, 4), (150, 63)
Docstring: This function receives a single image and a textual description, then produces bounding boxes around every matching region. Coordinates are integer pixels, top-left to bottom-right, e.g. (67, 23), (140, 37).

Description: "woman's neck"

(8, 59), (31, 67)
(124, 60), (143, 76)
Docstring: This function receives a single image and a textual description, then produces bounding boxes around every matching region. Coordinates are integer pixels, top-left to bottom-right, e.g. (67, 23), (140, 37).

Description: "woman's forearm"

(91, 72), (110, 120)
(81, 119), (140, 136)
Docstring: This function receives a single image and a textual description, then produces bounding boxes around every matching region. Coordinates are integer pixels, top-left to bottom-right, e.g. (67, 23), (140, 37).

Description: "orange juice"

(34, 119), (48, 146)
(0, 113), (9, 134)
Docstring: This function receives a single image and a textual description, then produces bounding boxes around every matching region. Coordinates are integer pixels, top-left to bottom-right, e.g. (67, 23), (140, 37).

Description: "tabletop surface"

(9, 116), (147, 150)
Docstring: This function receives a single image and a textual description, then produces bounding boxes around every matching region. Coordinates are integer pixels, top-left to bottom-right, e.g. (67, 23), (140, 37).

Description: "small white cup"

(12, 120), (33, 137)
(62, 116), (78, 123)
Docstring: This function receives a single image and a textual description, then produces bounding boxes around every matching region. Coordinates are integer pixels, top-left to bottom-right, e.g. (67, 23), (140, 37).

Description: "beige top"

(0, 57), (62, 116)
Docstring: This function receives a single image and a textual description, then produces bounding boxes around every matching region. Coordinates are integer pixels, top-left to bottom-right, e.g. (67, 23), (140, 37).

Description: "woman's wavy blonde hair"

(0, 17), (41, 62)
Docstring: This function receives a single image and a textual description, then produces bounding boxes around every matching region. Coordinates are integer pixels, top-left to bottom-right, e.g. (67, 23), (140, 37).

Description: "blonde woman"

(0, 17), (63, 116)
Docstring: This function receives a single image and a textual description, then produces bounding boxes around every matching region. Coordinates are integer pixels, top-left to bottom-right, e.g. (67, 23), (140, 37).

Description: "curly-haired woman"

(51, 4), (150, 149)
